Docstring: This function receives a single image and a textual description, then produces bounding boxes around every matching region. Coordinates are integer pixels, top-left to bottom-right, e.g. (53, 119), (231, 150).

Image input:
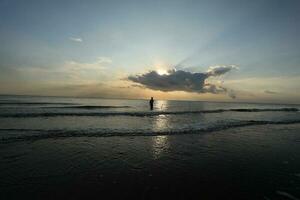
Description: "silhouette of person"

(149, 97), (154, 110)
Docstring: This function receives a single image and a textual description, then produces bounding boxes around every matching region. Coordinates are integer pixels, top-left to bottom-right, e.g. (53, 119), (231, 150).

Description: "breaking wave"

(0, 102), (77, 106)
(0, 108), (298, 118)
(45, 105), (131, 109)
(1, 119), (300, 143)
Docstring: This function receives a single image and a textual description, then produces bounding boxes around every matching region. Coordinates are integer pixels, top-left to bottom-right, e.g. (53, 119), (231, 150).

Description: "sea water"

(1, 95), (300, 199)
(0, 95), (300, 141)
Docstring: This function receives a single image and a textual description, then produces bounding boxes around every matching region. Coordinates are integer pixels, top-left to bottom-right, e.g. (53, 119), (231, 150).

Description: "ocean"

(1, 95), (300, 199)
(0, 95), (300, 141)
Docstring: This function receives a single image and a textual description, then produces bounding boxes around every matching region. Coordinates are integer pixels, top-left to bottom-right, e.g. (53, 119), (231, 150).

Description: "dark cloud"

(128, 65), (237, 98)
(116, 84), (145, 89)
(129, 69), (207, 92)
(264, 90), (278, 94)
(221, 86), (237, 99)
(207, 65), (238, 76)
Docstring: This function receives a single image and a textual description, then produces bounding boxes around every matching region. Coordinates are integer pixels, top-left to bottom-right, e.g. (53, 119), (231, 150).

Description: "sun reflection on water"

(155, 100), (168, 111)
(152, 107), (170, 159)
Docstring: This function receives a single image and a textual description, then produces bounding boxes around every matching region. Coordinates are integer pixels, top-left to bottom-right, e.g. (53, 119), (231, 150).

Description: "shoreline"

(1, 123), (300, 199)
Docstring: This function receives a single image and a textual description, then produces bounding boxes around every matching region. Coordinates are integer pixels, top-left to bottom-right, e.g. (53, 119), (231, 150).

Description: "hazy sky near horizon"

(0, 0), (300, 103)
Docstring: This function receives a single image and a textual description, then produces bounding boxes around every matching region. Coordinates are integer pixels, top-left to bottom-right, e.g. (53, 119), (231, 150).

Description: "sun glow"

(156, 69), (169, 75)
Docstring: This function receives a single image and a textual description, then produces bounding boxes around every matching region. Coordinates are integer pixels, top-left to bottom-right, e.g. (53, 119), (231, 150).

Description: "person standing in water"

(149, 97), (154, 110)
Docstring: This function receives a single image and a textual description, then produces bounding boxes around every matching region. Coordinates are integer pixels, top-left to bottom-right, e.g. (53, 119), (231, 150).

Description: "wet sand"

(1, 124), (300, 200)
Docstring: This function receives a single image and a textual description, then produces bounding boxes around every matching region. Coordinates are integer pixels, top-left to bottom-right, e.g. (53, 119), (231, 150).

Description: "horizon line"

(0, 93), (299, 106)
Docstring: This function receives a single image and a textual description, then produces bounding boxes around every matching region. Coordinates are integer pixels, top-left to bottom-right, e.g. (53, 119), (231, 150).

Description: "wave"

(1, 119), (300, 143)
(45, 105), (131, 109)
(0, 102), (77, 106)
(228, 108), (299, 112)
(0, 108), (298, 118)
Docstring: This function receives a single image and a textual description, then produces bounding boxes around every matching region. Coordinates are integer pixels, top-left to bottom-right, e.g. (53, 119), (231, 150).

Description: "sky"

(0, 0), (300, 103)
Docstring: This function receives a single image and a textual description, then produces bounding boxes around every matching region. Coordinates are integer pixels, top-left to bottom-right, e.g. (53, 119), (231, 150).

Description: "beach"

(1, 124), (300, 199)
(2, 0), (300, 199)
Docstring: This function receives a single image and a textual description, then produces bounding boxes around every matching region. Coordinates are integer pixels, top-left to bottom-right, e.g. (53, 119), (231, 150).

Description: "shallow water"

(1, 124), (300, 199)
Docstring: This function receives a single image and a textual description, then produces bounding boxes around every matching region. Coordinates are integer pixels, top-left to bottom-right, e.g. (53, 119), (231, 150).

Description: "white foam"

(276, 191), (299, 200)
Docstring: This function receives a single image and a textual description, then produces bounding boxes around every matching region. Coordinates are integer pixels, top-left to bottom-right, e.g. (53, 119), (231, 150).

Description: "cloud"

(206, 65), (238, 76)
(97, 57), (112, 64)
(129, 69), (207, 92)
(264, 90), (278, 94)
(65, 57), (112, 70)
(60, 57), (113, 82)
(69, 37), (83, 42)
(128, 65), (238, 98)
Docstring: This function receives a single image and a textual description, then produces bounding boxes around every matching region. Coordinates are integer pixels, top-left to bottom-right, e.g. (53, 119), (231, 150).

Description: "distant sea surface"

(0, 95), (300, 141)
(1, 95), (300, 199)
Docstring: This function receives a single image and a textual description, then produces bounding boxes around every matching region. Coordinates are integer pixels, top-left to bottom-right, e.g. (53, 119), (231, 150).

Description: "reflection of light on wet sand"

(152, 111), (170, 159)
(152, 135), (169, 159)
